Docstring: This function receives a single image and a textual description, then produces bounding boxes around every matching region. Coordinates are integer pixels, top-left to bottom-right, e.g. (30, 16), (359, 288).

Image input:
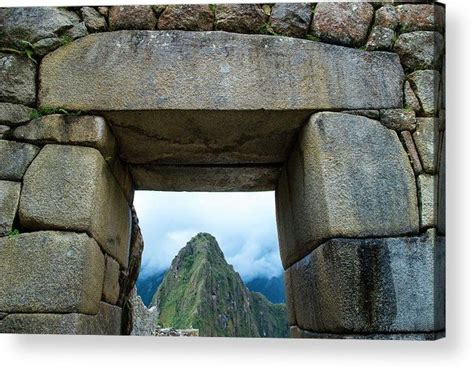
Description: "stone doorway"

(0, 4), (445, 340)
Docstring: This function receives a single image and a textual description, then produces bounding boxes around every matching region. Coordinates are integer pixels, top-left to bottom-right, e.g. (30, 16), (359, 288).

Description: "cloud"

(134, 191), (283, 281)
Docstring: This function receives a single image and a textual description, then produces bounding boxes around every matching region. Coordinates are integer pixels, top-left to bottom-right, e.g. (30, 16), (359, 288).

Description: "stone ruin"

(0, 2), (445, 339)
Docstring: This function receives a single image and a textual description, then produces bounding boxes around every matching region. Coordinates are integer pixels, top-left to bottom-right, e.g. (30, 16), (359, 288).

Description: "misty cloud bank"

(134, 191), (283, 281)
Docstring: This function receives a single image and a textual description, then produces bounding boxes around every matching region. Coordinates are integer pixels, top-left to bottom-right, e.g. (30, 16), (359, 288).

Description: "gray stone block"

(0, 180), (21, 237)
(270, 3), (313, 38)
(408, 70), (441, 117)
(0, 302), (122, 335)
(0, 7), (80, 48)
(288, 230), (445, 334)
(0, 102), (34, 126)
(0, 140), (40, 180)
(413, 118), (440, 174)
(0, 125), (10, 139)
(418, 174), (437, 230)
(39, 31), (404, 112)
(380, 109), (417, 131)
(0, 53), (37, 106)
(310, 2), (374, 47)
(13, 114), (117, 158)
(0, 231), (104, 314)
(394, 31), (444, 71)
(103, 255), (120, 305)
(19, 145), (131, 267)
(277, 112), (419, 268)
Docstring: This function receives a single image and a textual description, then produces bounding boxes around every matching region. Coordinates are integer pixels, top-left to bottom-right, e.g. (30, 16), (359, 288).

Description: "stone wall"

(0, 2), (445, 339)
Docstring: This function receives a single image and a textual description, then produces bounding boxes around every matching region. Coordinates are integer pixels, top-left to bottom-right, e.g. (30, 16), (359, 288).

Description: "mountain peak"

(151, 233), (288, 337)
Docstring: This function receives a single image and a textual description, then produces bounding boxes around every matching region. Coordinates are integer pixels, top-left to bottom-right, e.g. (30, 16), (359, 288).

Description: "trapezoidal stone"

(276, 112), (419, 268)
(18, 145), (131, 267)
(0, 231), (104, 314)
(288, 229), (445, 334)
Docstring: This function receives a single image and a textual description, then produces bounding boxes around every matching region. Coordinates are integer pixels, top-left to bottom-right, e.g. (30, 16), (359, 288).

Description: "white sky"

(133, 191), (283, 281)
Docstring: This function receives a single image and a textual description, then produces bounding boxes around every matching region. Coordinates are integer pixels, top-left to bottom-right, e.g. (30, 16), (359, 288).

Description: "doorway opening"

(133, 190), (287, 338)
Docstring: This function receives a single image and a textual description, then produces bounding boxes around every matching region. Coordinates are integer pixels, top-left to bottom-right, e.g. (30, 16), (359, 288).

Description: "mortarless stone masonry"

(0, 3), (445, 339)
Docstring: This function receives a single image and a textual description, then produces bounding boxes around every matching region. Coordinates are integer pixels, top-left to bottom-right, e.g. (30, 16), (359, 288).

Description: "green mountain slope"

(151, 233), (288, 337)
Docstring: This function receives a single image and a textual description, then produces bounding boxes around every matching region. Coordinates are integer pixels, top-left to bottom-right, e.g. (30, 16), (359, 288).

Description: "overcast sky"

(134, 191), (283, 281)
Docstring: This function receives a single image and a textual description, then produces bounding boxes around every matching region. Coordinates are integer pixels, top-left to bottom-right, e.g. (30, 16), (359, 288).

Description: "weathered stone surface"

(394, 31), (444, 71)
(437, 134), (445, 234)
(118, 206), (143, 309)
(342, 110), (380, 120)
(103, 255), (120, 305)
(0, 7), (80, 48)
(107, 156), (134, 205)
(0, 140), (39, 180)
(290, 326), (445, 341)
(108, 5), (156, 31)
(19, 145), (131, 267)
(418, 174), (437, 229)
(128, 287), (159, 336)
(413, 118), (440, 174)
(81, 7), (107, 32)
(0, 125), (11, 139)
(408, 70), (441, 116)
(374, 5), (399, 29)
(131, 165), (281, 192)
(13, 114), (117, 158)
(310, 2), (374, 47)
(0, 103), (34, 126)
(401, 131), (423, 175)
(63, 22), (89, 40)
(97, 7), (109, 17)
(157, 5), (213, 31)
(0, 180), (21, 236)
(404, 81), (421, 113)
(0, 302), (122, 335)
(216, 4), (267, 34)
(0, 53), (36, 106)
(366, 26), (395, 51)
(31, 37), (63, 57)
(269, 3), (312, 38)
(289, 229), (445, 333)
(39, 31), (404, 112)
(0, 231), (104, 314)
(103, 110), (307, 166)
(284, 268), (296, 326)
(277, 112), (419, 268)
(397, 4), (445, 33)
(380, 108), (417, 131)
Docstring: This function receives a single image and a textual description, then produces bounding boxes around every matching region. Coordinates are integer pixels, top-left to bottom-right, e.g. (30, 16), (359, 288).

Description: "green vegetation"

(151, 233), (288, 337)
(7, 229), (20, 239)
(306, 34), (320, 42)
(29, 106), (86, 119)
(0, 40), (37, 64)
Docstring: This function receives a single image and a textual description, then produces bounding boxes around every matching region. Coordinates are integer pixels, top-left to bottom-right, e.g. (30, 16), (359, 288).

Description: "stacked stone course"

(0, 2), (445, 339)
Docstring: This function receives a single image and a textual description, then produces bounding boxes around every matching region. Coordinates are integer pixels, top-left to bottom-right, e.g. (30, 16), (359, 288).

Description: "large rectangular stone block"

(0, 303), (122, 335)
(276, 112), (419, 268)
(39, 31), (404, 112)
(13, 114), (117, 159)
(0, 231), (104, 314)
(19, 145), (132, 267)
(288, 230), (445, 334)
(0, 180), (21, 236)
